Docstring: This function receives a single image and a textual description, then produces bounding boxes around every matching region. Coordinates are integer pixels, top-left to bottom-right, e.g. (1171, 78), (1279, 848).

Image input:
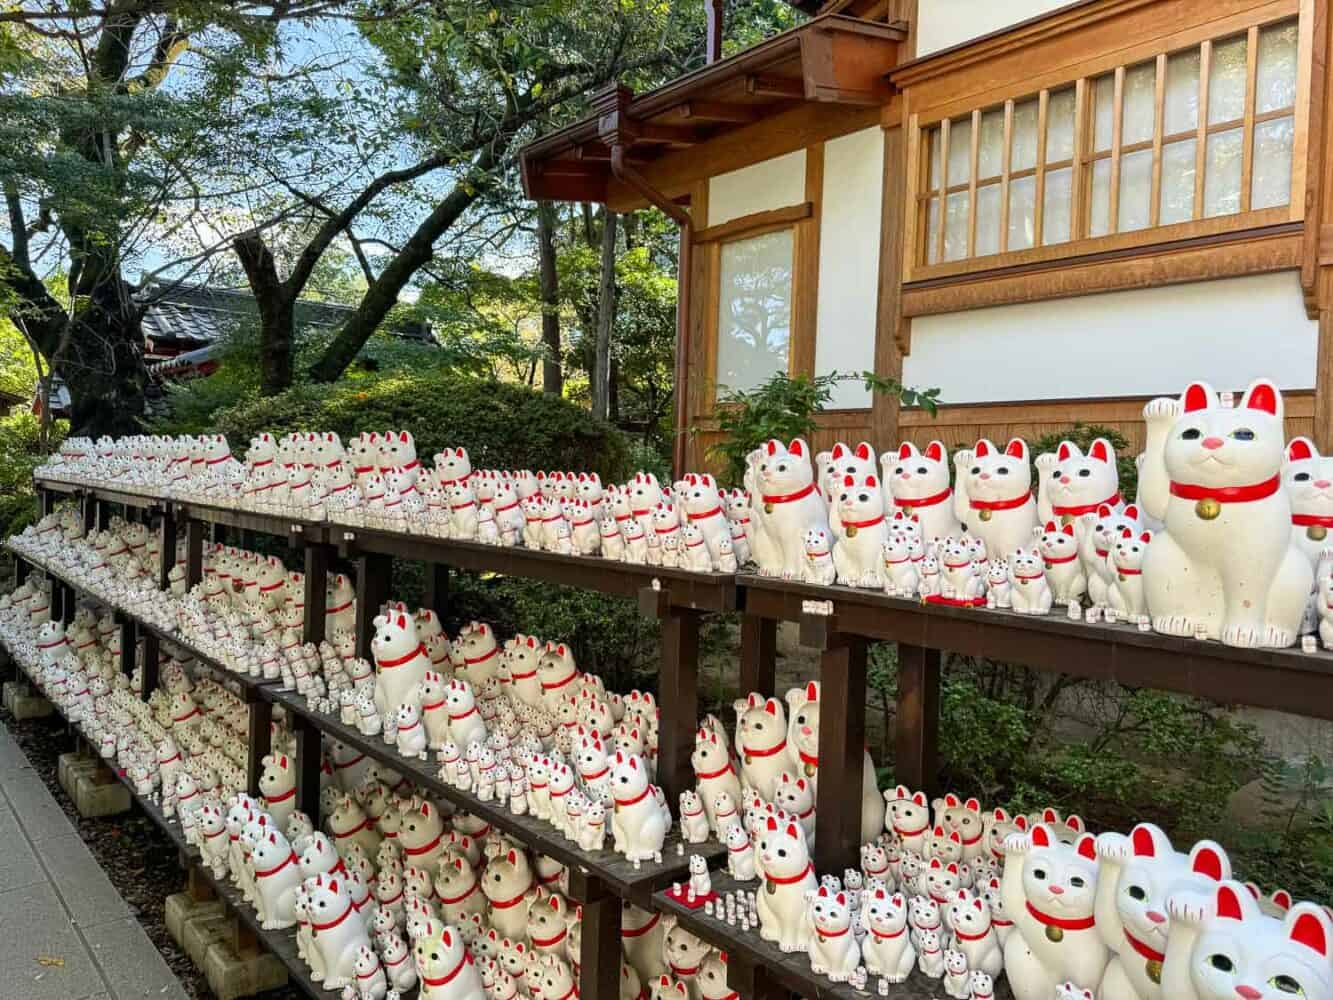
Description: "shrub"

(1030, 423), (1139, 502)
(212, 370), (632, 482)
(0, 410), (65, 539)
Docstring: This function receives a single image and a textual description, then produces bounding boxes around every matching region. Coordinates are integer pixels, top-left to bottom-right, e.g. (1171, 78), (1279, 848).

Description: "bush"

(0, 410), (65, 538)
(1030, 423), (1139, 502)
(212, 370), (632, 482)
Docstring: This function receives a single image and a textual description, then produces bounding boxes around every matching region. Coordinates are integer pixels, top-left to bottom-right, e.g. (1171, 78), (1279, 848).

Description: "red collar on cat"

(1052, 492), (1121, 516)
(895, 487), (951, 508)
(842, 514), (885, 530)
(762, 483), (816, 505)
(420, 950), (473, 988)
(1025, 902), (1095, 931)
(1293, 513), (1333, 527)
(1169, 475), (1280, 504)
(766, 862), (814, 885)
(1124, 928), (1166, 963)
(970, 491), (1032, 511)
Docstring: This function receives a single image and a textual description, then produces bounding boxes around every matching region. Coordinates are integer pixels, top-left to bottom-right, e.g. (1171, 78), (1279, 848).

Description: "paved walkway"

(0, 723), (189, 1000)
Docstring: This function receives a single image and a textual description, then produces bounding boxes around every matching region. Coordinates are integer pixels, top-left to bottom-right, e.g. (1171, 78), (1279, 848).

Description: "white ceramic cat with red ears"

(1140, 379), (1312, 647)
(883, 441), (962, 544)
(755, 816), (817, 953)
(732, 693), (793, 802)
(818, 441), (877, 536)
(832, 473), (890, 588)
(1161, 879), (1333, 1000)
(371, 609), (430, 719)
(1001, 822), (1108, 1000)
(955, 438), (1040, 560)
(1094, 822), (1231, 1000)
(1037, 438), (1124, 527)
(1283, 436), (1333, 576)
(745, 438), (831, 579)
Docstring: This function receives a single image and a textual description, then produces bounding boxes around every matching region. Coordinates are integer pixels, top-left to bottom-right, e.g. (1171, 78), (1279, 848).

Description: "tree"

(536, 200), (561, 396)
(590, 211), (618, 420)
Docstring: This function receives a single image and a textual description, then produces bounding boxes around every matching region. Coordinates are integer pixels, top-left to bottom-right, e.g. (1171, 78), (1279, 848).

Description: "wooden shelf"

(172, 500), (326, 543)
(261, 684), (722, 908)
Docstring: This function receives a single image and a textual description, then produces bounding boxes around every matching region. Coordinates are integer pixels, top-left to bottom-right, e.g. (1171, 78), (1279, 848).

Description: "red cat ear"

(1243, 379), (1279, 416)
(1131, 825), (1157, 857)
(843, 475), (855, 488)
(865, 475), (878, 489)
(766, 440), (779, 456)
(786, 823), (798, 839)
(1030, 825), (1052, 848)
(1272, 890), (1293, 911)
(973, 440), (991, 458)
(1076, 834), (1097, 861)
(1121, 527), (1133, 538)
(1044, 521), (1057, 532)
(1089, 439), (1113, 463)
(831, 444), (847, 460)
(764, 698), (781, 717)
(1289, 437), (1315, 462)
(805, 681), (818, 702)
(924, 441), (945, 462)
(855, 443), (873, 461)
(788, 439), (804, 457)
(1140, 531), (1153, 543)
(1062, 524), (1075, 537)
(1191, 845), (1225, 881)
(1216, 884), (1245, 921)
(1004, 439), (1027, 460)
(1057, 443), (1073, 461)
(898, 443), (914, 460)
(912, 792), (927, 807)
(1183, 382), (1212, 413)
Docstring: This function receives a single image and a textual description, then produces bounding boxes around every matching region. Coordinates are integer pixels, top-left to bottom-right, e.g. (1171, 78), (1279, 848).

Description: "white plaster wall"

(815, 127), (884, 409)
(707, 150), (807, 226)
(903, 271), (1317, 404)
(916, 0), (1075, 56)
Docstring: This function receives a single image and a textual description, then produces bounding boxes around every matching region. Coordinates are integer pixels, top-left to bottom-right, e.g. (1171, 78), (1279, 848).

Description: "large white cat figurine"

(746, 438), (830, 579)
(882, 442), (962, 544)
(955, 439), (1040, 560)
(1036, 439), (1123, 526)
(1140, 379), (1312, 647)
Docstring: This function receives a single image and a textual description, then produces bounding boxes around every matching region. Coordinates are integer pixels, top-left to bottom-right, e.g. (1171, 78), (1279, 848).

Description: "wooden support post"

(120, 616), (137, 680)
(187, 864), (216, 902)
(424, 563), (450, 624)
(14, 555), (28, 585)
(303, 544), (331, 646)
(185, 517), (204, 588)
(727, 956), (787, 1000)
(48, 579), (63, 623)
(95, 498), (108, 532)
(656, 600), (700, 815)
(81, 493), (97, 534)
(141, 630), (160, 701)
(247, 698), (274, 799)
(240, 528), (258, 551)
(294, 714), (323, 825)
(354, 553), (393, 662)
(895, 643), (941, 795)
(210, 522), (226, 545)
(738, 615), (777, 696)
(60, 582), (76, 625)
(39, 487), (54, 518)
(232, 919), (261, 958)
(809, 624), (867, 877)
(157, 506), (176, 592)
(576, 883), (621, 1000)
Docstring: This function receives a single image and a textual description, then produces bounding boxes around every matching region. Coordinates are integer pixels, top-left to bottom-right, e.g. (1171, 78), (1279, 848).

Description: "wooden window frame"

(695, 144), (825, 414)
(905, 5), (1307, 284)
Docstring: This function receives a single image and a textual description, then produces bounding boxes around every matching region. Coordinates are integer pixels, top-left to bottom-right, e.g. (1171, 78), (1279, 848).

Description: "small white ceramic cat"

(1036, 438), (1123, 527)
(861, 887), (915, 982)
(725, 824), (756, 880)
(943, 948), (971, 998)
(955, 438), (1040, 560)
(832, 474), (889, 589)
(1108, 529), (1154, 624)
(1039, 521), (1087, 603)
(755, 817), (816, 953)
(1008, 548), (1053, 615)
(882, 534), (920, 597)
(747, 438), (831, 579)
(802, 527), (836, 586)
(883, 442), (962, 544)
(807, 887), (860, 982)
(1282, 437), (1333, 576)
(940, 536), (984, 603)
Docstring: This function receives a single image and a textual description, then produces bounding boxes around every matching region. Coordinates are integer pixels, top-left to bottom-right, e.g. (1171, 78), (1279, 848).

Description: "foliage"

(211, 369), (631, 482)
(705, 371), (941, 487)
(1031, 423), (1140, 502)
(0, 319), (36, 401)
(0, 410), (65, 539)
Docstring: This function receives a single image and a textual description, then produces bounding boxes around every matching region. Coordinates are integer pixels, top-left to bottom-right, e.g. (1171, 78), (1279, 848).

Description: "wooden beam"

(691, 202), (813, 244)
(873, 125), (907, 444)
(669, 100), (761, 124)
(746, 73), (805, 99)
(628, 122), (704, 146)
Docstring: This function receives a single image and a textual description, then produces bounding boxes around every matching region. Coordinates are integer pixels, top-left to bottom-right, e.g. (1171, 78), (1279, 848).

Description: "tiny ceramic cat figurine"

(807, 887), (860, 982)
(969, 971), (996, 1000)
(1082, 504), (1143, 609)
(1002, 823), (1108, 1000)
(755, 817), (816, 953)
(918, 553), (942, 598)
(985, 560), (1012, 608)
(917, 928), (946, 978)
(882, 534), (920, 597)
(1008, 548), (1053, 615)
(883, 786), (932, 856)
(947, 891), (1004, 977)
(883, 442), (962, 544)
(955, 438), (1040, 560)
(1161, 879), (1332, 1000)
(1140, 379), (1311, 646)
(1108, 530), (1153, 623)
(818, 441), (877, 536)
(1039, 521), (1087, 603)
(732, 693), (794, 802)
(1282, 437), (1333, 576)
(832, 474), (889, 589)
(1094, 823), (1230, 1000)
(1036, 438), (1123, 527)
(395, 702), (429, 760)
(679, 790), (709, 844)
(802, 527), (837, 586)
(725, 824), (756, 880)
(939, 536), (984, 603)
(861, 887), (915, 982)
(609, 752), (667, 862)
(943, 948), (971, 998)
(746, 438), (831, 579)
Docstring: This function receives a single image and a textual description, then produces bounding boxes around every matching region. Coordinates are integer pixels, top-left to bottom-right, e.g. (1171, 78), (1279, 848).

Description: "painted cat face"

(965, 438), (1032, 502)
(1283, 437), (1333, 518)
(885, 441), (951, 504)
(1111, 824), (1229, 957)
(1020, 824), (1098, 920)
(1163, 380), (1286, 490)
(1188, 882), (1332, 1000)
(757, 439), (815, 494)
(1039, 522), (1080, 563)
(821, 442), (876, 498)
(1111, 529), (1153, 571)
(837, 474), (884, 522)
(809, 886), (851, 930)
(1044, 439), (1120, 510)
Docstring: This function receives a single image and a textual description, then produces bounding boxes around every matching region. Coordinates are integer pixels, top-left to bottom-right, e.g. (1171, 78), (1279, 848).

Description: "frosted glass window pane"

(1252, 115), (1294, 209)
(1042, 167), (1072, 245)
(1118, 148), (1153, 232)
(1209, 35), (1248, 125)
(1046, 88), (1076, 162)
(975, 183), (1002, 257)
(1089, 159), (1112, 236)
(1011, 99), (1038, 172)
(944, 191), (970, 261)
(1122, 62), (1157, 146)
(925, 198), (940, 264)
(1256, 21), (1298, 113)
(1164, 49), (1201, 135)
(977, 109), (1005, 179)
(947, 117), (973, 187)
(1093, 75), (1115, 151)
(1007, 176), (1035, 251)
(929, 128), (942, 189)
(716, 230), (792, 392)
(1159, 138), (1197, 225)
(1204, 127), (1243, 217)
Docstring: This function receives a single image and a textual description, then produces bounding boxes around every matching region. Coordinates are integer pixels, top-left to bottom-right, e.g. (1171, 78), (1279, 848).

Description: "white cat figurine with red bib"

(1283, 437), (1333, 577)
(1161, 880), (1332, 1000)
(1140, 379), (1311, 647)
(1038, 522), (1087, 603)
(1002, 823), (1108, 1000)
(807, 886), (861, 982)
(732, 693), (794, 802)
(415, 921), (486, 1000)
(832, 474), (889, 589)
(1108, 530), (1153, 623)
(610, 753), (668, 862)
(955, 439), (1039, 560)
(371, 610), (430, 719)
(884, 786), (932, 856)
(883, 442), (962, 544)
(861, 887), (915, 982)
(1037, 439), (1123, 527)
(755, 817), (816, 953)
(747, 438), (830, 579)
(1094, 823), (1231, 1000)
(818, 441), (877, 537)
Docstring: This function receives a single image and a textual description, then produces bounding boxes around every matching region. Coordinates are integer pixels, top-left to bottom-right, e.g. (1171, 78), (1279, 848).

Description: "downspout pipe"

(610, 144), (693, 479)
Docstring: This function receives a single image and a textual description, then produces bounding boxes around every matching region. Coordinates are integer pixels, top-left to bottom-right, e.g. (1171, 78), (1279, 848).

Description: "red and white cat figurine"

(746, 438), (831, 579)
(955, 438), (1040, 561)
(882, 442), (962, 545)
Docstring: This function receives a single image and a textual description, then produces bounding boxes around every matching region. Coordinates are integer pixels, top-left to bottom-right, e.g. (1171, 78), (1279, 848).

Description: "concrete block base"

(203, 940), (288, 1000)
(182, 911), (233, 968)
(72, 770), (130, 817)
(165, 892), (225, 947)
(3, 680), (26, 712)
(12, 690), (54, 720)
(58, 751), (98, 796)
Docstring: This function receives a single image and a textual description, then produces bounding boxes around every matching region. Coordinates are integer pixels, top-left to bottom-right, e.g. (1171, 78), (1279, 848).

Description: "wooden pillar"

(575, 884), (621, 1000)
(872, 123), (908, 446)
(303, 544), (331, 646)
(896, 643), (941, 795)
(1317, 285), (1333, 454)
(81, 493), (97, 535)
(424, 563), (450, 624)
(727, 956), (787, 1000)
(157, 506), (176, 592)
(294, 714), (323, 825)
(247, 698), (274, 799)
(14, 555), (28, 585)
(738, 615), (777, 696)
(803, 617), (867, 876)
(185, 518), (204, 588)
(655, 598), (700, 815)
(140, 630), (160, 700)
(60, 583), (76, 625)
(354, 553), (392, 662)
(39, 487), (54, 518)
(240, 528), (258, 551)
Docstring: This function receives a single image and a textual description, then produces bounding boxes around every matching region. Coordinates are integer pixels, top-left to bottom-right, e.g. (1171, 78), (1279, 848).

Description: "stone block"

(71, 771), (130, 818)
(165, 891), (225, 947)
(57, 751), (98, 797)
(203, 940), (288, 1000)
(182, 910), (233, 968)
(11, 691), (54, 720)
(2, 680), (25, 712)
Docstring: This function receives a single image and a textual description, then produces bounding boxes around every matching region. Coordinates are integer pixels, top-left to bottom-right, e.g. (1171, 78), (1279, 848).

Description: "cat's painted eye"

(971, 467), (981, 475)
(1208, 954), (1234, 973)
(1295, 472), (1312, 481)
(1051, 469), (1062, 479)
(1032, 868), (1047, 880)
(894, 466), (904, 474)
(1230, 428), (1256, 441)
(1269, 974), (1305, 995)
(1127, 885), (1147, 901)
(1077, 469), (1091, 477)
(1181, 428), (1202, 440)
(917, 467), (928, 475)
(997, 467), (1010, 475)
